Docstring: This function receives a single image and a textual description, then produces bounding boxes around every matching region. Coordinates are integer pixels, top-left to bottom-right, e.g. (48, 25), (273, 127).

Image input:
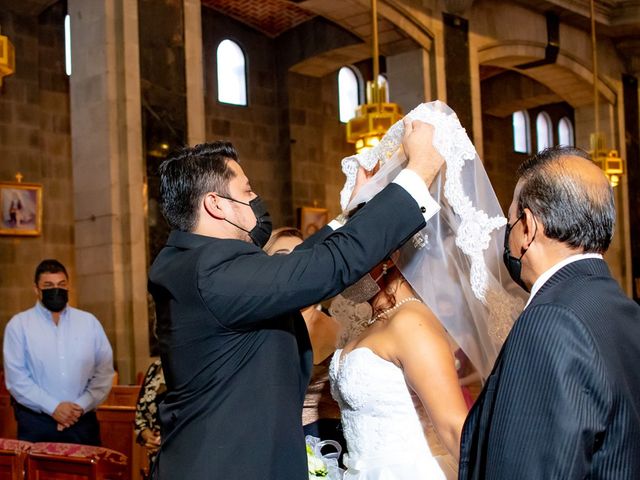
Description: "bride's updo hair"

(370, 260), (407, 321)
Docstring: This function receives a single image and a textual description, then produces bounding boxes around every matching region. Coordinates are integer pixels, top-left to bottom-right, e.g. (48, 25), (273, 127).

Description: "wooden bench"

(0, 382), (146, 480)
(0, 439), (32, 480)
(26, 442), (127, 480)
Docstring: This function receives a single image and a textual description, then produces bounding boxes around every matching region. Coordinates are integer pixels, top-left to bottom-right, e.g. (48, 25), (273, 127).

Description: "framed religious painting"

(297, 206), (329, 239)
(0, 181), (43, 236)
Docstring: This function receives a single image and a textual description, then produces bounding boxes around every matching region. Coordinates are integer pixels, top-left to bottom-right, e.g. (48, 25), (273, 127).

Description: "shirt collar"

(525, 253), (603, 309)
(35, 300), (69, 323)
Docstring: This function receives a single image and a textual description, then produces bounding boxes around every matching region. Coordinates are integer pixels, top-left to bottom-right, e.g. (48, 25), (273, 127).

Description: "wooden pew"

(0, 379), (145, 480)
(26, 443), (127, 480)
(0, 439), (31, 480)
(97, 386), (147, 480)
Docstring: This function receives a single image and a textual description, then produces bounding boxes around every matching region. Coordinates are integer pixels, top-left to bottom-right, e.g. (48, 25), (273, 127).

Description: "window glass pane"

(536, 112), (552, 152)
(512, 111), (529, 153)
(338, 67), (359, 123)
(558, 117), (574, 146)
(217, 39), (247, 106)
(65, 14), (71, 76)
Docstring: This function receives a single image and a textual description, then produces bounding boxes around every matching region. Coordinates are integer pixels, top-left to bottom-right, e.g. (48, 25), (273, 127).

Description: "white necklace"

(367, 296), (422, 325)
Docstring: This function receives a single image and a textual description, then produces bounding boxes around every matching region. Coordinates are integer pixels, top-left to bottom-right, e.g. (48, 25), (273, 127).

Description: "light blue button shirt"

(3, 302), (114, 415)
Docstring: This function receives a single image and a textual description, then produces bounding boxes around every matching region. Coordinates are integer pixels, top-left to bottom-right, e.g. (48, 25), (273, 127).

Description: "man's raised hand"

(403, 118), (445, 186)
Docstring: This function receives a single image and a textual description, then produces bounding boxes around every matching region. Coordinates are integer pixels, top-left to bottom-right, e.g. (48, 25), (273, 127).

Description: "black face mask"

(502, 213), (536, 293)
(219, 195), (273, 248)
(41, 288), (68, 313)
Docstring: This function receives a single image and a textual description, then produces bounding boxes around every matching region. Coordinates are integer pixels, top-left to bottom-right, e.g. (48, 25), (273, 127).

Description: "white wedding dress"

(330, 347), (448, 479)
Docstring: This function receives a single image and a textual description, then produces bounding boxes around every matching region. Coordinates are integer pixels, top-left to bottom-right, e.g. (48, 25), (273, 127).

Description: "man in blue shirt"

(3, 259), (114, 445)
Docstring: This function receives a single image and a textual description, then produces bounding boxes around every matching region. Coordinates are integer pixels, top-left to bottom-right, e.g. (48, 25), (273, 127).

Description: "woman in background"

(264, 227), (345, 450)
(134, 359), (166, 477)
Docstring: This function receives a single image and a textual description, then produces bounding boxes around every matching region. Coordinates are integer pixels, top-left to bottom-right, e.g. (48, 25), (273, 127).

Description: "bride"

(330, 258), (467, 479)
(329, 102), (525, 479)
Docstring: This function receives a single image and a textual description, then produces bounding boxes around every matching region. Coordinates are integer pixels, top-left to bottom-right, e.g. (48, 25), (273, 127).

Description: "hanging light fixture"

(588, 0), (624, 187)
(0, 26), (15, 87)
(346, 0), (403, 153)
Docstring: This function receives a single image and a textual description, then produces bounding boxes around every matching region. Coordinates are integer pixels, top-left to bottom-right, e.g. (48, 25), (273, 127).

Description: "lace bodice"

(329, 348), (434, 460)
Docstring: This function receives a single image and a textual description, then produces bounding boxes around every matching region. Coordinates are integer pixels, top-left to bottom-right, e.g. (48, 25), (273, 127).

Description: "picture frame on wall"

(0, 181), (43, 236)
(297, 206), (329, 239)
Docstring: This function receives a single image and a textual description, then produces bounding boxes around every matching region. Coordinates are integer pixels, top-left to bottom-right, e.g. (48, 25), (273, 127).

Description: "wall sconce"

(0, 28), (15, 87)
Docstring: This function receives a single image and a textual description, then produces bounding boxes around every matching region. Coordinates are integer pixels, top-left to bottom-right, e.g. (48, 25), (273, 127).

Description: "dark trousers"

(13, 402), (101, 446)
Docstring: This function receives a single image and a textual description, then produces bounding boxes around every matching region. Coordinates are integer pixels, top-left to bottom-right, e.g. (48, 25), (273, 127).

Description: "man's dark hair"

(516, 145), (615, 253)
(34, 259), (68, 284)
(159, 141), (239, 232)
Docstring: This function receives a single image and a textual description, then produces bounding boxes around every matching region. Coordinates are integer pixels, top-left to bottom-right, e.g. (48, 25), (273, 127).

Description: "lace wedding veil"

(337, 101), (526, 379)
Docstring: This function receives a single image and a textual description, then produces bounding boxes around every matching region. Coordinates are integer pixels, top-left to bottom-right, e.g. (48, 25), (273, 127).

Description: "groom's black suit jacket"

(148, 183), (427, 480)
(459, 258), (640, 479)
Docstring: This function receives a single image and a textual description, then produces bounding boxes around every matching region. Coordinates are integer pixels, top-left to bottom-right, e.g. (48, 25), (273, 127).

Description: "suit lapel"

(529, 258), (611, 307)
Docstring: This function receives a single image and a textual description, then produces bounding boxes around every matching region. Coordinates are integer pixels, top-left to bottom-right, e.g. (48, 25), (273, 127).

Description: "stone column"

(184, 0), (205, 146)
(386, 48), (433, 114)
(442, 12), (473, 139)
(623, 74), (640, 301)
(68, 0), (149, 383)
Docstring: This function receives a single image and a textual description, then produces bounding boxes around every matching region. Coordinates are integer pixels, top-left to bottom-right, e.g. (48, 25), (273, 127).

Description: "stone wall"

(288, 71), (352, 220)
(0, 2), (73, 350)
(481, 89), (575, 212)
(202, 8), (287, 225)
(139, 0), (187, 264)
(202, 7), (352, 227)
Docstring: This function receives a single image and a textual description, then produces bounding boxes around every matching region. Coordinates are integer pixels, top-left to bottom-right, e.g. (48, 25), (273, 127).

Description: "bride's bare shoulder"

(387, 302), (446, 340)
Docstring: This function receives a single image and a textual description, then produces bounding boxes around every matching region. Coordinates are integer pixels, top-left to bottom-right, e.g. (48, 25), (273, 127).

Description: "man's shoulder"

(150, 237), (258, 276)
(533, 271), (637, 323)
(66, 306), (101, 325)
(6, 305), (38, 327)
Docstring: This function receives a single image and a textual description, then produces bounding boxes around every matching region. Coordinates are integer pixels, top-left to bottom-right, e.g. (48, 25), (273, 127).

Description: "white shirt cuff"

(392, 169), (440, 221)
(328, 219), (342, 230)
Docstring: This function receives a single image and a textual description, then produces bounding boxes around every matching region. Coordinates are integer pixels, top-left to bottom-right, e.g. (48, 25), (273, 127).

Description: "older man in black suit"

(459, 146), (640, 479)
(148, 120), (444, 479)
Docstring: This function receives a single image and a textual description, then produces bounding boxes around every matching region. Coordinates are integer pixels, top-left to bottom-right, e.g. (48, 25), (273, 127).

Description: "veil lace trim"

(338, 101), (525, 375)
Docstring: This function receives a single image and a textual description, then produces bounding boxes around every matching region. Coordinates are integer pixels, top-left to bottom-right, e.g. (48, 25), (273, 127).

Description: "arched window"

(216, 39), (247, 106)
(557, 117), (574, 147)
(536, 112), (552, 152)
(338, 66), (360, 123)
(65, 14), (71, 76)
(512, 110), (530, 154)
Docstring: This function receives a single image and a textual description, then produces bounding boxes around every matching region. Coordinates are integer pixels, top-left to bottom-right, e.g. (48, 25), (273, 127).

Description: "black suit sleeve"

(299, 225), (334, 248)
(481, 303), (612, 479)
(198, 183), (426, 329)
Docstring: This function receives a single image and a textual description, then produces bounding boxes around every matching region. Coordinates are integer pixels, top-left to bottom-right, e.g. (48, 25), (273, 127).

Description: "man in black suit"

(459, 146), (640, 479)
(148, 120), (444, 479)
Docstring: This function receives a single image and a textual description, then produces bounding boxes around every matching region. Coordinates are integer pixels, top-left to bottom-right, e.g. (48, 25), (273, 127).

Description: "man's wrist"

(393, 169), (440, 221)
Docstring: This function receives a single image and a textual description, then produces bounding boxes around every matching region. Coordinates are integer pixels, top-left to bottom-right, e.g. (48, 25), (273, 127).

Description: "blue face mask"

(502, 213), (536, 292)
(218, 195), (273, 248)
